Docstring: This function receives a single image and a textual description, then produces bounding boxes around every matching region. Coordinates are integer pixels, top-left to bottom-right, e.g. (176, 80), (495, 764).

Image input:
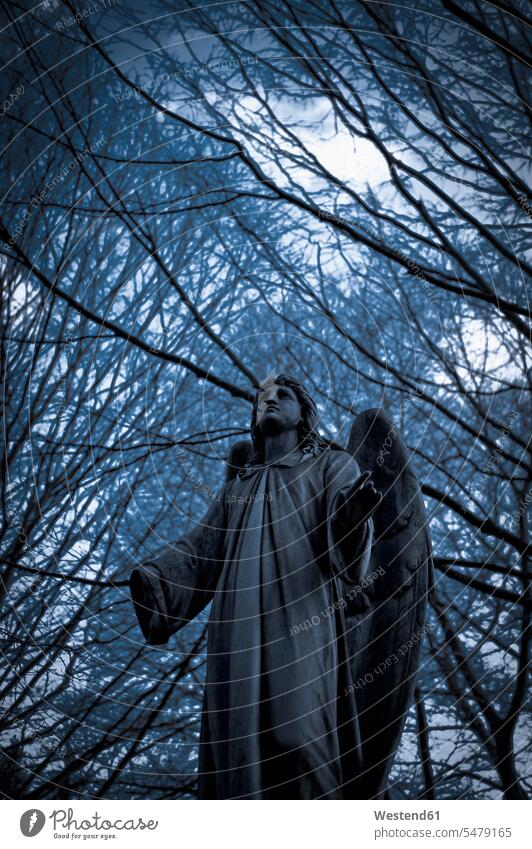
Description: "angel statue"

(130, 374), (433, 799)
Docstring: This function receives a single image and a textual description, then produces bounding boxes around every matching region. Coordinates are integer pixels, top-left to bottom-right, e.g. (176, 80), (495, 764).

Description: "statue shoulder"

(321, 446), (360, 473)
(314, 447), (362, 491)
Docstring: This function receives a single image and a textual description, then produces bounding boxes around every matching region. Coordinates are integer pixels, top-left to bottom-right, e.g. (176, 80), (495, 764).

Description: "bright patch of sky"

(429, 314), (529, 390)
(460, 318), (528, 383)
(296, 106), (390, 190)
(228, 92), (390, 195)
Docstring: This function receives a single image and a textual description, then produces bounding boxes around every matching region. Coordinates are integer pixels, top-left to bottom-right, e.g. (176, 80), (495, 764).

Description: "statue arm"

(130, 487), (228, 645)
(325, 451), (375, 586)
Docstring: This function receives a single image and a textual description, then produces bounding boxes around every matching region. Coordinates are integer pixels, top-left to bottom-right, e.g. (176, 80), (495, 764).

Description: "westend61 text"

(374, 810), (440, 820)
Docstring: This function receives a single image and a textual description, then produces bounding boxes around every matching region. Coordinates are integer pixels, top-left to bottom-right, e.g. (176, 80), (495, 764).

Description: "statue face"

(256, 380), (301, 434)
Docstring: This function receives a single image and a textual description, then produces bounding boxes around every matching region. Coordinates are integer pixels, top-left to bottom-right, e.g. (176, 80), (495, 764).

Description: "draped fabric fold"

(130, 447), (373, 799)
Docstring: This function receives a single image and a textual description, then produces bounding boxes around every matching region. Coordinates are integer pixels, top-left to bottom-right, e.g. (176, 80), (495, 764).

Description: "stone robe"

(130, 446), (373, 799)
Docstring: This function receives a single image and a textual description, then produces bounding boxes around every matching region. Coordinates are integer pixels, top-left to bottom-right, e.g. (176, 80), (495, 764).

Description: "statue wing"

(345, 408), (434, 798)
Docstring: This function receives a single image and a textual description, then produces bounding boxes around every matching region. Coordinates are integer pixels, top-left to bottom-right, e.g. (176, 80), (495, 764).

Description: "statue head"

(250, 373), (326, 461)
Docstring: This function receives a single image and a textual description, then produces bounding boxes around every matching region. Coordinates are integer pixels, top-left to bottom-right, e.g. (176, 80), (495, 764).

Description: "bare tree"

(0, 0), (529, 798)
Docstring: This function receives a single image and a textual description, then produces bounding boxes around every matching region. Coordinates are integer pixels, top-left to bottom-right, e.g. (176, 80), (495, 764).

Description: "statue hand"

(335, 470), (382, 530)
